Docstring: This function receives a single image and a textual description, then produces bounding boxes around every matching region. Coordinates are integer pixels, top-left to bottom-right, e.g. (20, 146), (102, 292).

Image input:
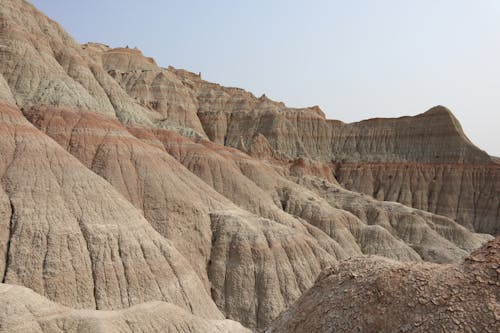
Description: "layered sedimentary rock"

(207, 211), (335, 330)
(185, 74), (499, 234)
(0, 103), (224, 319)
(98, 46), (206, 136)
(295, 176), (490, 263)
(335, 162), (500, 234)
(0, 0), (160, 125)
(170, 67), (490, 164)
(20, 103), (490, 329)
(0, 283), (250, 333)
(267, 237), (500, 333)
(22, 106), (231, 287)
(91, 42), (500, 234)
(22, 106), (343, 331)
(0, 1), (498, 332)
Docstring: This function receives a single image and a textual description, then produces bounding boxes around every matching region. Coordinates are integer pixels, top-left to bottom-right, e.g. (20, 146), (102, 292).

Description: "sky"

(30, 0), (500, 156)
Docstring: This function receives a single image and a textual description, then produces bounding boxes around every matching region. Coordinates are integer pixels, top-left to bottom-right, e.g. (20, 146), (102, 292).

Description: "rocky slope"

(91, 43), (500, 235)
(0, 283), (250, 333)
(267, 236), (500, 333)
(0, 103), (222, 317)
(0, 0), (498, 332)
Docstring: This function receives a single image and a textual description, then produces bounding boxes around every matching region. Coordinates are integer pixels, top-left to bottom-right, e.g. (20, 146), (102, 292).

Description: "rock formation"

(0, 0), (498, 332)
(0, 103), (221, 318)
(267, 237), (500, 333)
(94, 41), (500, 235)
(335, 161), (500, 234)
(0, 283), (250, 333)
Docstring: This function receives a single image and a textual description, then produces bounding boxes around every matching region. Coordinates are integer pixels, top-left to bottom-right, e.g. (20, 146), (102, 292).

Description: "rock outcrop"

(335, 161), (500, 234)
(0, 0), (158, 125)
(99, 47), (207, 136)
(0, 283), (250, 333)
(90, 43), (500, 235)
(22, 105), (343, 331)
(0, 1), (498, 332)
(0, 103), (223, 318)
(267, 237), (500, 333)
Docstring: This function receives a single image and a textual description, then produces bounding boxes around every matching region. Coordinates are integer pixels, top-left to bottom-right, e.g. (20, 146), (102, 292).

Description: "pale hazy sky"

(31, 0), (500, 156)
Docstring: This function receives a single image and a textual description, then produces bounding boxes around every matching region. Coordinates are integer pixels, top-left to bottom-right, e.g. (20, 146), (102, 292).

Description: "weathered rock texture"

(0, 1), (498, 332)
(335, 162), (500, 234)
(91, 41), (500, 235)
(296, 176), (489, 263)
(99, 46), (206, 136)
(0, 103), (222, 318)
(22, 105), (344, 331)
(0, 283), (250, 333)
(0, 0), (159, 125)
(267, 237), (500, 333)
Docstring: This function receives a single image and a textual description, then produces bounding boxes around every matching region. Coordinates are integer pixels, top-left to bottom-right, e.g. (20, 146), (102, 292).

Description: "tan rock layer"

(127, 117), (486, 264)
(22, 106), (230, 287)
(0, 1), (498, 332)
(0, 0), (160, 126)
(296, 176), (490, 262)
(335, 162), (500, 234)
(174, 66), (491, 164)
(0, 283), (250, 333)
(24, 105), (492, 330)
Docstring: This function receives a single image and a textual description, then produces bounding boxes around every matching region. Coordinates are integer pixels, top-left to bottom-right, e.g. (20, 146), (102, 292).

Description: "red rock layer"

(0, 103), (222, 317)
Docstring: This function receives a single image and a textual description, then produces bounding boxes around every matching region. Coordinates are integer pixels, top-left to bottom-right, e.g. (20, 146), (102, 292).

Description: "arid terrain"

(0, 1), (498, 332)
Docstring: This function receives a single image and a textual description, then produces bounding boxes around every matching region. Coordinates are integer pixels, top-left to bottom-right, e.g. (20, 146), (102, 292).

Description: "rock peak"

(418, 105), (460, 123)
(425, 104), (454, 114)
(417, 105), (488, 159)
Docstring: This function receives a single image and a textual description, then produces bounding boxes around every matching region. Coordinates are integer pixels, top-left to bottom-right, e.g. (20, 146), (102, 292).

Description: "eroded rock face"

(267, 237), (500, 333)
(22, 106), (231, 288)
(23, 106), (344, 331)
(0, 283), (250, 333)
(0, 0), (160, 126)
(0, 103), (221, 319)
(99, 48), (207, 137)
(171, 68), (491, 163)
(0, 1), (498, 332)
(296, 176), (490, 262)
(208, 211), (335, 330)
(23, 103), (493, 329)
(22, 104), (492, 329)
(335, 162), (500, 234)
(91, 43), (500, 236)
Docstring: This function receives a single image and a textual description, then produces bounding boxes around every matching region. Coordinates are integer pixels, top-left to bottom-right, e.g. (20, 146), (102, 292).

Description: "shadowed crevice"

(1, 197), (14, 283)
(75, 217), (98, 309)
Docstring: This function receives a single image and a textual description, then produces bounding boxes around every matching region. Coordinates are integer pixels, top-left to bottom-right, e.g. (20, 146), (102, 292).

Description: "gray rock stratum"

(0, 0), (498, 332)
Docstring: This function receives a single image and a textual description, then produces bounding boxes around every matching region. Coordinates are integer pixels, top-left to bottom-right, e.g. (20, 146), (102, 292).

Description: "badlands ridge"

(0, 1), (498, 332)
